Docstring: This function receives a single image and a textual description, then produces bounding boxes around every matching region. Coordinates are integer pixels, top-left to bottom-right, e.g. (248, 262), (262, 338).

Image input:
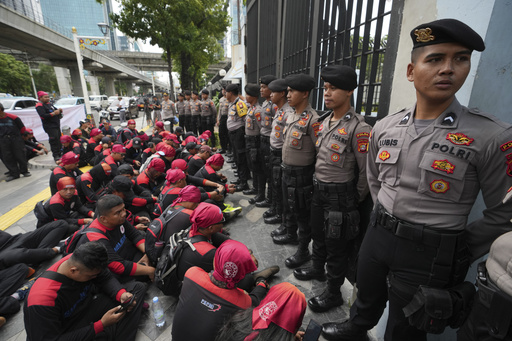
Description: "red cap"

(200, 145), (212, 153)
(37, 91), (48, 98)
(212, 240), (257, 289)
(56, 176), (76, 191)
(165, 169), (186, 184)
(90, 128), (102, 137)
(25, 128), (34, 134)
(72, 129), (82, 136)
(149, 158), (166, 173)
(127, 119), (136, 125)
(206, 153), (224, 167)
(155, 121), (164, 129)
(60, 151), (79, 165)
(60, 135), (72, 144)
(156, 143), (175, 158)
(165, 134), (179, 144)
(112, 144), (126, 153)
(138, 132), (149, 142)
(171, 159), (188, 171)
(171, 185), (201, 206)
(203, 130), (212, 137)
(184, 135), (198, 144)
(190, 202), (224, 234)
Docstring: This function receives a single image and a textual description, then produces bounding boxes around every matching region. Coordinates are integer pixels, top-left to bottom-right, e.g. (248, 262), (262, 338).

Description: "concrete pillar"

(88, 76), (101, 95)
(54, 66), (72, 96)
(125, 81), (134, 96)
(104, 76), (116, 96)
(68, 66), (84, 96)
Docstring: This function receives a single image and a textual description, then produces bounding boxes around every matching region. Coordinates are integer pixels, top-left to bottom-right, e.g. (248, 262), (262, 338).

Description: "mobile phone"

(117, 294), (135, 313)
(303, 319), (322, 341)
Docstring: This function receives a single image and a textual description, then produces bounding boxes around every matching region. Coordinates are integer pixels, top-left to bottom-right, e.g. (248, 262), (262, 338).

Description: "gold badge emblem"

(379, 150), (390, 161)
(430, 179), (449, 193)
(446, 133), (474, 146)
(292, 131), (300, 137)
(414, 28), (435, 43)
(431, 159), (455, 174)
(331, 153), (340, 162)
(338, 128), (347, 135)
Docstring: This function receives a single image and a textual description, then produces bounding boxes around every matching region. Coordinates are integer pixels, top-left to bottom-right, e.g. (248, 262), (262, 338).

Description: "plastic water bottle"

(152, 296), (165, 327)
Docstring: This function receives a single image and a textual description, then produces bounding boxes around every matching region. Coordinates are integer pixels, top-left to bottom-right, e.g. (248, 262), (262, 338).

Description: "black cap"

(132, 137), (142, 148)
(101, 136), (111, 144)
(118, 164), (134, 175)
(184, 90), (191, 96)
(321, 65), (358, 91)
(111, 175), (133, 192)
(186, 142), (201, 150)
(245, 83), (260, 97)
(201, 89), (209, 95)
(411, 18), (485, 51)
(268, 79), (287, 92)
(285, 74), (316, 91)
(175, 126), (183, 133)
(178, 93), (184, 97)
(259, 75), (277, 85)
(192, 91), (199, 95)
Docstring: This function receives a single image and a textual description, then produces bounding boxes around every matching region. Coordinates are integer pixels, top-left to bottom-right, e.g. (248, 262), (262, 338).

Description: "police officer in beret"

(200, 89), (217, 146)
(190, 91), (202, 135)
(273, 74), (320, 269)
(322, 18), (512, 341)
(217, 86), (231, 154)
(294, 65), (371, 313)
(183, 90), (193, 132)
(257, 75), (278, 207)
(265, 79), (295, 229)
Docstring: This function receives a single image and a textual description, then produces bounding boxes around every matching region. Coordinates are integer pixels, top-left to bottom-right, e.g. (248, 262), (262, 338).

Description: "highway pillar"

(104, 76), (116, 96)
(69, 66), (84, 96)
(54, 66), (72, 96)
(88, 76), (101, 95)
(125, 81), (134, 96)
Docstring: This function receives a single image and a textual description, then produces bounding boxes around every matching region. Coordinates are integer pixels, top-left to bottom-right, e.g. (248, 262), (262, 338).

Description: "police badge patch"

(378, 150), (390, 161)
(430, 179), (449, 193)
(446, 133), (474, 146)
(431, 159), (455, 174)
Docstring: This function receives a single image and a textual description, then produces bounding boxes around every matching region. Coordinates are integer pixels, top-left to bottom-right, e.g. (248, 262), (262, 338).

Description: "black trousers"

(269, 149), (285, 218)
(350, 214), (467, 341)
(310, 180), (357, 290)
(260, 136), (271, 199)
(184, 115), (192, 133)
(0, 135), (28, 177)
(218, 115), (230, 151)
(229, 127), (250, 183)
(281, 164), (314, 248)
(191, 116), (201, 136)
(0, 263), (29, 315)
(43, 125), (62, 159)
(178, 114), (186, 130)
(246, 135), (265, 195)
(201, 116), (216, 146)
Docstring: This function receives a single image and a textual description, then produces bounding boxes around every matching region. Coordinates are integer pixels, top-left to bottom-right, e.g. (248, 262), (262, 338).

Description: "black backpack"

(33, 200), (51, 225)
(62, 224), (104, 255)
(154, 227), (203, 296)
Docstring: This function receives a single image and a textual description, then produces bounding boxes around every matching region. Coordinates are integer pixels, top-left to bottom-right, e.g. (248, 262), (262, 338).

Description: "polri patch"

(331, 143), (340, 150)
(431, 159), (455, 174)
(292, 131), (300, 137)
(356, 132), (370, 138)
(430, 179), (449, 193)
(358, 139), (368, 153)
(275, 132), (281, 138)
(338, 128), (347, 135)
(446, 133), (474, 146)
(378, 150), (390, 161)
(291, 139), (299, 146)
(331, 153), (340, 162)
(500, 141), (512, 152)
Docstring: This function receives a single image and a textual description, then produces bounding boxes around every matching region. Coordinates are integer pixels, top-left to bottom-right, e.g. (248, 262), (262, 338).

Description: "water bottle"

(152, 296), (165, 327)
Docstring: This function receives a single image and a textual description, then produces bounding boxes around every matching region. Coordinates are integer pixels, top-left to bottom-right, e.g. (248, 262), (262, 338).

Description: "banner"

(7, 105), (86, 142)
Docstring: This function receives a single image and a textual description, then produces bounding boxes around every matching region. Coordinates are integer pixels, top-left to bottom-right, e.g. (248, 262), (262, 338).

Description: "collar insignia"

(415, 28), (435, 43)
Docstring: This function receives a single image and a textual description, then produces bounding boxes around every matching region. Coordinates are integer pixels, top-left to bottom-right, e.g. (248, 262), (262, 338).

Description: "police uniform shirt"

(176, 100), (186, 116)
(315, 108), (371, 199)
(161, 99), (175, 119)
(200, 98), (217, 117)
(282, 104), (321, 167)
(226, 98), (247, 132)
(191, 99), (201, 116)
(184, 99), (192, 116)
(270, 102), (294, 150)
(367, 98), (512, 259)
(260, 100), (277, 137)
(218, 97), (230, 118)
(245, 103), (263, 136)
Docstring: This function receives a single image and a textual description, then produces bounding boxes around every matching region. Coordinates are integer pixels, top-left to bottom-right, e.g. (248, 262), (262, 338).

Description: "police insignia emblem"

(275, 126), (281, 131)
(275, 132), (281, 138)
(358, 139), (369, 153)
(430, 179), (449, 193)
(292, 131), (299, 137)
(501, 141), (512, 152)
(338, 128), (347, 135)
(356, 132), (370, 138)
(319, 124), (324, 132)
(331, 143), (340, 150)
(255, 112), (261, 121)
(446, 133), (474, 146)
(266, 108), (271, 112)
(298, 120), (306, 126)
(414, 27), (435, 43)
(506, 153), (512, 177)
(378, 150), (390, 161)
(291, 139), (299, 146)
(265, 116), (270, 121)
(431, 159), (455, 174)
(331, 153), (340, 162)
(312, 122), (321, 137)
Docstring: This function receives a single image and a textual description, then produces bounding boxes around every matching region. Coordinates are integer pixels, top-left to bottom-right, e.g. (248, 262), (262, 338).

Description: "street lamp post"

(71, 27), (95, 126)
(97, 22), (111, 50)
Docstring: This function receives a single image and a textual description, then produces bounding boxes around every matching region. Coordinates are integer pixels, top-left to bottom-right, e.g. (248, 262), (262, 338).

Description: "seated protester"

(76, 163), (113, 208)
(179, 141), (200, 162)
(101, 143), (126, 177)
(124, 137), (143, 169)
(187, 145), (212, 176)
(75, 195), (155, 282)
(71, 128), (87, 147)
(118, 119), (138, 144)
(60, 135), (87, 167)
(195, 154), (229, 192)
(140, 141), (157, 165)
(0, 264), (36, 319)
(156, 142), (176, 170)
(172, 240), (268, 341)
(40, 177), (94, 233)
(137, 131), (149, 149)
(145, 185), (201, 264)
(23, 129), (48, 159)
(85, 128), (104, 165)
(50, 151), (83, 196)
(174, 126), (184, 142)
(216, 282), (307, 341)
(24, 242), (147, 341)
(152, 169), (187, 218)
(104, 175), (156, 225)
(164, 133), (181, 150)
(137, 157), (166, 195)
(117, 164), (152, 197)
(79, 119), (91, 139)
(151, 121), (166, 141)
(0, 220), (67, 270)
(99, 119), (117, 140)
(92, 136), (113, 165)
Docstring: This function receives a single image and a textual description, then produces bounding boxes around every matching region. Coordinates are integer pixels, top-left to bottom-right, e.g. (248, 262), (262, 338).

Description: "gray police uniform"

(190, 99), (201, 135)
(259, 100), (277, 202)
(227, 98), (249, 184)
(184, 99), (192, 132)
(245, 103), (264, 195)
(161, 99), (176, 122)
(200, 98), (217, 145)
(217, 96), (230, 152)
(310, 109), (370, 290)
(351, 99), (512, 339)
(176, 100), (186, 130)
(280, 104), (320, 248)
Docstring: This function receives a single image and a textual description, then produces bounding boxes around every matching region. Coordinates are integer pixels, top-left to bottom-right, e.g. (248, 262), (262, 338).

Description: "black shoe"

(264, 214), (282, 224)
(226, 158), (235, 163)
(249, 195), (264, 204)
(243, 188), (258, 196)
(252, 265), (280, 282)
(272, 233), (298, 245)
(285, 249), (311, 268)
(263, 208), (276, 219)
(218, 149), (226, 154)
(233, 171), (239, 176)
(230, 179), (241, 185)
(231, 164), (237, 169)
(236, 183), (249, 191)
(308, 289), (343, 312)
(322, 321), (368, 341)
(255, 199), (271, 208)
(270, 224), (286, 237)
(226, 153), (233, 157)
(5, 175), (20, 182)
(293, 267), (326, 281)
(22, 172), (31, 177)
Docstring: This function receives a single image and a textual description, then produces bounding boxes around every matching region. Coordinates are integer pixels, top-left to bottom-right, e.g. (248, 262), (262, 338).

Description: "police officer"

(226, 84), (250, 191)
(200, 89), (218, 146)
(258, 75), (278, 208)
(161, 92), (176, 132)
(183, 90), (193, 132)
(176, 93), (186, 132)
(322, 19), (512, 341)
(217, 86), (231, 154)
(244, 84), (265, 202)
(273, 74), (321, 270)
(293, 65), (371, 312)
(264, 79), (294, 230)
(190, 91), (201, 135)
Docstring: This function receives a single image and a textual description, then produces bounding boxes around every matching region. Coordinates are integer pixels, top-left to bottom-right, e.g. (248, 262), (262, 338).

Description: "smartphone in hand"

(116, 295), (135, 313)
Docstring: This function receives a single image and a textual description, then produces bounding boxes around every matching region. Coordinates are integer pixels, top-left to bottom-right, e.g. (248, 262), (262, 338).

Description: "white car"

(108, 96), (119, 106)
(0, 97), (38, 111)
(89, 95), (108, 111)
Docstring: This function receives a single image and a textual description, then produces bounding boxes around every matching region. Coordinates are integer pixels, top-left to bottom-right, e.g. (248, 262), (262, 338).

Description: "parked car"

(89, 95), (108, 111)
(107, 96), (119, 106)
(0, 97), (38, 111)
(55, 97), (85, 108)
(107, 97), (139, 120)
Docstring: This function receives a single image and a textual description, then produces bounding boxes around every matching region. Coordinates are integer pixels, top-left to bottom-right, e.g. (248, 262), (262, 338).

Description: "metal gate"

(246, 0), (401, 123)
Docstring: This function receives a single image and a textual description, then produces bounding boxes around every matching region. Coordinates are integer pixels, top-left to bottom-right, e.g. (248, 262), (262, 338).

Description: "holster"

(296, 185), (313, 210)
(287, 186), (297, 211)
(326, 211), (343, 239)
(344, 210), (360, 240)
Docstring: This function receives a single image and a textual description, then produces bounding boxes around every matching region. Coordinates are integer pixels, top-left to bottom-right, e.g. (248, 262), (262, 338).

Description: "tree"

(108, 0), (229, 99)
(33, 64), (59, 94)
(0, 53), (31, 95)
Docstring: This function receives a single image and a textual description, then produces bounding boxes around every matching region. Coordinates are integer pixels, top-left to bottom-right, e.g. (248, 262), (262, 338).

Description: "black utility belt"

(375, 203), (463, 248)
(281, 163), (314, 175)
(260, 135), (270, 141)
(270, 147), (282, 156)
(313, 177), (354, 193)
(245, 135), (260, 141)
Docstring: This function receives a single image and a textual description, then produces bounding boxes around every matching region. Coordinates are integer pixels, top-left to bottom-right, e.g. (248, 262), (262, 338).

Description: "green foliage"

(33, 64), (58, 94)
(0, 53), (31, 95)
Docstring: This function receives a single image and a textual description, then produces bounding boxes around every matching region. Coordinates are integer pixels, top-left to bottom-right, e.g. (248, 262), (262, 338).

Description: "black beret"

(411, 18), (485, 52)
(201, 89), (209, 95)
(184, 90), (191, 96)
(321, 65), (358, 91)
(118, 164), (134, 175)
(175, 126), (183, 133)
(226, 84), (239, 94)
(259, 75), (277, 85)
(268, 79), (287, 92)
(111, 175), (133, 192)
(245, 84), (260, 97)
(178, 93), (184, 97)
(192, 91), (199, 95)
(285, 74), (316, 92)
